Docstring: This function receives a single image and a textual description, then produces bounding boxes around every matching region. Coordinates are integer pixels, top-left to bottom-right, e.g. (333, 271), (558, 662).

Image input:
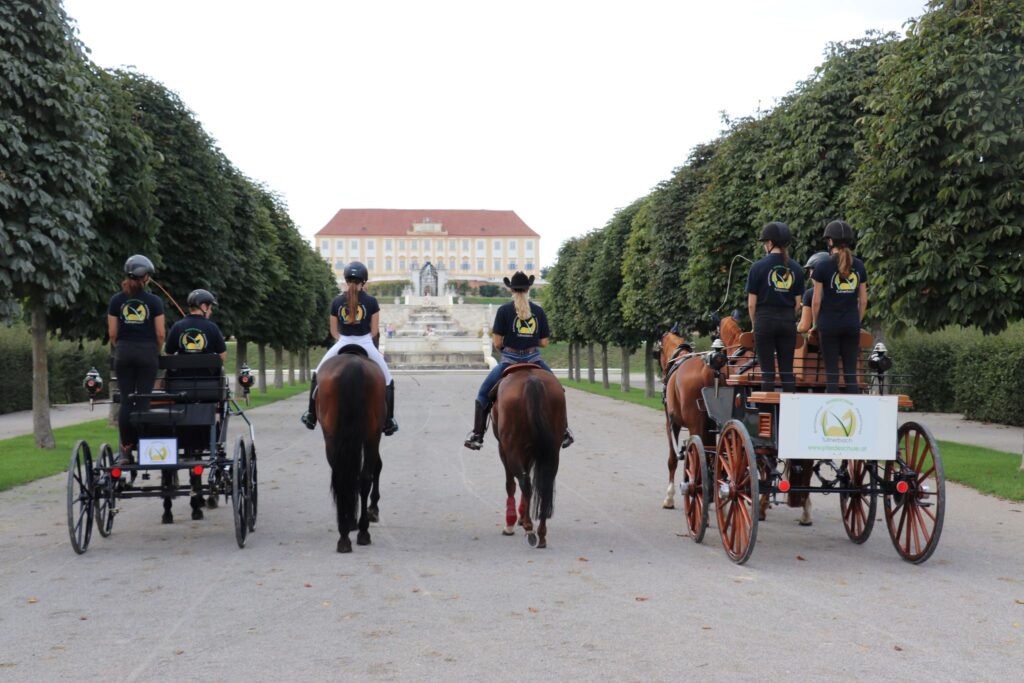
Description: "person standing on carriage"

(301, 261), (398, 435)
(812, 220), (868, 393)
(164, 289), (227, 362)
(464, 271), (573, 450)
(107, 255), (165, 466)
(746, 221), (804, 392)
(797, 251), (830, 335)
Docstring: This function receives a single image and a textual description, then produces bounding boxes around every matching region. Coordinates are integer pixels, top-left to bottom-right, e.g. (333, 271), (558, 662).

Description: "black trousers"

(819, 327), (861, 393)
(114, 341), (159, 448)
(754, 309), (796, 392)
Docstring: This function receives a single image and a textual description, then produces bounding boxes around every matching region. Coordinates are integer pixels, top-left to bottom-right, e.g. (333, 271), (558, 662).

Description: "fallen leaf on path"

(1016, 599), (1024, 605)
(79, 616), (88, 621)
(894, 645), (903, 652)
(528, 607), (539, 614)
(26, 598), (37, 604)
(304, 583), (312, 588)
(635, 596), (649, 602)
(175, 650), (185, 656)
(701, 626), (712, 631)
(322, 601), (330, 607)
(578, 557), (589, 562)
(796, 555), (806, 561)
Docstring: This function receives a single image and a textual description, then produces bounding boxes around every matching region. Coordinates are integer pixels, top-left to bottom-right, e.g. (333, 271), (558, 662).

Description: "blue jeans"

(476, 350), (553, 407)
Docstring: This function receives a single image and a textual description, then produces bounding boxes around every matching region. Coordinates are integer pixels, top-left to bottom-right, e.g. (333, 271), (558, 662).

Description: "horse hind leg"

(799, 497), (813, 526)
(367, 457), (382, 523)
(536, 517), (547, 549)
(356, 473), (372, 546)
(518, 474), (533, 532)
(663, 424), (679, 509)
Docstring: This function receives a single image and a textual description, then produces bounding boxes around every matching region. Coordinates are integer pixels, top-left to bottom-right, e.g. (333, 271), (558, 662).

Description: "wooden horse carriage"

(659, 320), (944, 565)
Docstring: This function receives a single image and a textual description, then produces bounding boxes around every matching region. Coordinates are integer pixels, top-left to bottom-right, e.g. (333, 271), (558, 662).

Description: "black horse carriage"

(66, 355), (257, 553)
(677, 328), (945, 565)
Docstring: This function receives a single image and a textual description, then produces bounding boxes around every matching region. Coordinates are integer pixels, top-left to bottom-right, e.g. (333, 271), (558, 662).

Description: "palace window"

(435, 239), (444, 252)
(477, 259), (484, 272)
(399, 257), (406, 271)
(493, 259), (501, 271)
(525, 262), (534, 271)
(476, 240), (485, 251)
(493, 240), (502, 253)
(508, 260), (517, 270)
(367, 258), (375, 271)
(320, 240), (329, 256)
(411, 260), (419, 270)
(385, 258), (393, 272)
(366, 240), (375, 252)
(449, 257), (456, 270)
(525, 240), (534, 253)
(410, 239), (418, 251)
(398, 239), (405, 250)
(334, 260), (345, 270)
(350, 239), (359, 252)
(462, 239), (470, 250)
(508, 239), (517, 253)
(448, 239), (457, 250)
(461, 258), (470, 271)
(384, 239), (392, 251)
(335, 239), (344, 254)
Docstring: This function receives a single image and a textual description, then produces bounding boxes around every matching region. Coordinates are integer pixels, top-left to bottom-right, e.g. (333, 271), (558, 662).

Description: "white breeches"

(316, 334), (393, 384)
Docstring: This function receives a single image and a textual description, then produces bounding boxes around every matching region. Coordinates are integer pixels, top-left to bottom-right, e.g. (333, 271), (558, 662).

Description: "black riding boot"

(300, 373), (318, 430)
(384, 381), (398, 435)
(464, 402), (490, 450)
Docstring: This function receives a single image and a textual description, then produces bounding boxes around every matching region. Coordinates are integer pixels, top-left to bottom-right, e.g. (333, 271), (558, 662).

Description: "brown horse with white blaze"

(491, 365), (565, 549)
(315, 349), (386, 553)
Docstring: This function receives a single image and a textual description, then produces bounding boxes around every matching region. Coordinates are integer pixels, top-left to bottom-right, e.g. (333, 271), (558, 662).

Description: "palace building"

(315, 209), (541, 294)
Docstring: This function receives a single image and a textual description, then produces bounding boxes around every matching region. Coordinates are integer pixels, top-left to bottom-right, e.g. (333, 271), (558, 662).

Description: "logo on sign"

(813, 398), (863, 440)
(146, 441), (171, 462)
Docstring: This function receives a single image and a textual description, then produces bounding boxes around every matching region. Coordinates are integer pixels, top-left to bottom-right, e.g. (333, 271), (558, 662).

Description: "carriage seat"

(337, 344), (368, 357)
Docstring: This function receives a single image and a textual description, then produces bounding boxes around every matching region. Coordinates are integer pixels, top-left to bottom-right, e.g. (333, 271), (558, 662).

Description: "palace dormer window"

(411, 220), (444, 234)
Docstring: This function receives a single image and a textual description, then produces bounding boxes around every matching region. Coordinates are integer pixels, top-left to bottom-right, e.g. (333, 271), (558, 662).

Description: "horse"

(658, 318), (745, 510)
(315, 348), (387, 553)
(491, 365), (565, 549)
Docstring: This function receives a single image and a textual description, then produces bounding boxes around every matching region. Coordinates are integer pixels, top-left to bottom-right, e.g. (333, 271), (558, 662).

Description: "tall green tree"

(620, 200), (662, 396)
(0, 0), (108, 446)
(850, 0), (1024, 332)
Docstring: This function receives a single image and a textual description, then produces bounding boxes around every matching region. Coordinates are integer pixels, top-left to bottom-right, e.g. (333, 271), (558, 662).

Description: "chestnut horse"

(659, 318), (744, 509)
(315, 349), (386, 553)
(491, 365), (565, 549)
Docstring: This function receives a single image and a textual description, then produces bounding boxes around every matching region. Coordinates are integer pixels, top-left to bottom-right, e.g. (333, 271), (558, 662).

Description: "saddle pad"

(500, 363), (538, 378)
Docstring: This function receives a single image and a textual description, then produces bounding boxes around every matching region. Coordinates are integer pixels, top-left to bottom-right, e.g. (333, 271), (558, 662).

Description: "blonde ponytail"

(512, 290), (531, 321)
(346, 281), (360, 325)
(835, 245), (853, 279)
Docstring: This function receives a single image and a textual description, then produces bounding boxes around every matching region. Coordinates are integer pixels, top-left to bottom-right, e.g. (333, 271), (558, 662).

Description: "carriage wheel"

(66, 441), (95, 554)
(839, 460), (877, 544)
(714, 421), (759, 564)
(246, 441), (258, 532)
(884, 422), (945, 563)
(680, 436), (710, 543)
(232, 436), (249, 548)
(95, 444), (116, 538)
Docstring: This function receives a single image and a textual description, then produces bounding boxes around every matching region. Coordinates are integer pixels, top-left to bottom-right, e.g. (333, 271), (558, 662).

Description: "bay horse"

(315, 348), (386, 553)
(658, 318), (744, 509)
(491, 365), (565, 549)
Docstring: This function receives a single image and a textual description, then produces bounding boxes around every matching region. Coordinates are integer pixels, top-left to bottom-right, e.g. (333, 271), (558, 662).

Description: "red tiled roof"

(316, 209), (539, 237)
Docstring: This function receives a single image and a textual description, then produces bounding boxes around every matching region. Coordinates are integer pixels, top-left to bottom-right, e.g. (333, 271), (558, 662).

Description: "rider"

(164, 289), (227, 362)
(812, 220), (868, 393)
(301, 261), (398, 435)
(797, 251), (830, 335)
(746, 221), (804, 392)
(464, 271), (573, 450)
(107, 254), (165, 465)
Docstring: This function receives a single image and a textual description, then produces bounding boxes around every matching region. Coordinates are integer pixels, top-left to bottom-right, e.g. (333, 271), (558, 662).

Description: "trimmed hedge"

(0, 325), (111, 415)
(889, 323), (1024, 426)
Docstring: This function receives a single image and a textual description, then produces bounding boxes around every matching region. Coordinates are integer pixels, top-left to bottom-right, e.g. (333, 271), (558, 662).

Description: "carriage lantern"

(868, 342), (892, 374)
(238, 363), (255, 397)
(82, 367), (103, 410)
(706, 338), (729, 373)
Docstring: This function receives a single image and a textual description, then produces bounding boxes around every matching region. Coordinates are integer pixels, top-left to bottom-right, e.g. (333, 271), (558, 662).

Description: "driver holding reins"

(464, 271), (573, 450)
(301, 261), (398, 435)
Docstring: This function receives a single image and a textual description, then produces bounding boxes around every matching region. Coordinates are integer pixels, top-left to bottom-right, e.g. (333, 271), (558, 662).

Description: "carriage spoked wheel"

(66, 440), (95, 554)
(680, 435), (710, 543)
(884, 422), (945, 563)
(246, 441), (258, 533)
(714, 421), (759, 564)
(94, 443), (117, 538)
(231, 436), (249, 548)
(839, 459), (877, 544)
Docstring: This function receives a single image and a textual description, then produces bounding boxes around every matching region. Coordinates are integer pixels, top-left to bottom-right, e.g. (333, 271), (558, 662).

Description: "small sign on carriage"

(138, 438), (178, 467)
(778, 394), (897, 460)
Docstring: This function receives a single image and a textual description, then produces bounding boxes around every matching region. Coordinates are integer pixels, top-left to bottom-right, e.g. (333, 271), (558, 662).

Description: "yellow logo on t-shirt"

(514, 316), (538, 336)
(339, 304), (366, 324)
(181, 328), (207, 352)
(121, 300), (148, 324)
(769, 265), (794, 292)
(831, 271), (859, 293)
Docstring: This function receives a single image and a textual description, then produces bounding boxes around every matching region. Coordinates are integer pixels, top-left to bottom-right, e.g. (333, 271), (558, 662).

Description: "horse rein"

(150, 278), (186, 318)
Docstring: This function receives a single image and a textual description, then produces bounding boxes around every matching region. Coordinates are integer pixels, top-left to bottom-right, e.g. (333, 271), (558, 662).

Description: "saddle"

(488, 363), (541, 403)
(337, 344), (368, 358)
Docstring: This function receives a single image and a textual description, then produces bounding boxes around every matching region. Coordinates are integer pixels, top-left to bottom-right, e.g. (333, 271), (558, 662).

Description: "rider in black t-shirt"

(746, 222), (804, 392)
(164, 289), (227, 360)
(107, 255), (165, 465)
(812, 220), (869, 393)
(464, 271), (573, 451)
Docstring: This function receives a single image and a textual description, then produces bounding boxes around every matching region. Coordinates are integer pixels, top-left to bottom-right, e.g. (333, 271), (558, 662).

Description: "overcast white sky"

(64, 0), (926, 267)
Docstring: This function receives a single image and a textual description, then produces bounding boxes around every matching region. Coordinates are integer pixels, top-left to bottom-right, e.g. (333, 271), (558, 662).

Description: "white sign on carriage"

(778, 394), (897, 460)
(138, 438), (178, 467)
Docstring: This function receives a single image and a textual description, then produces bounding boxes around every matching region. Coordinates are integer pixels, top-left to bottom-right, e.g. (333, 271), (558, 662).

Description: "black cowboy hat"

(503, 271), (535, 291)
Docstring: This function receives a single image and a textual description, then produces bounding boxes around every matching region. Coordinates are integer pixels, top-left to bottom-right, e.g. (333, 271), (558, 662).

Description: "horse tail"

(525, 375), (559, 521)
(329, 359), (367, 532)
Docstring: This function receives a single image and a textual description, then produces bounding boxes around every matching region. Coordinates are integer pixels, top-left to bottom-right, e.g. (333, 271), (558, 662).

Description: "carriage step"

(141, 473), (151, 480)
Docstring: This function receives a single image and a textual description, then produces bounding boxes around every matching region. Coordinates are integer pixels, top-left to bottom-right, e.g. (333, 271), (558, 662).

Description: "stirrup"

(384, 418), (398, 436)
(464, 431), (484, 450)
(300, 411), (317, 430)
(561, 429), (574, 449)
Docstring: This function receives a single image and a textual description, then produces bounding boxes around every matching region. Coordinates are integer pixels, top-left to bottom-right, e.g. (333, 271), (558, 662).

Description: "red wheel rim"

(840, 460), (875, 542)
(884, 424), (944, 563)
(683, 441), (704, 538)
(715, 424), (756, 563)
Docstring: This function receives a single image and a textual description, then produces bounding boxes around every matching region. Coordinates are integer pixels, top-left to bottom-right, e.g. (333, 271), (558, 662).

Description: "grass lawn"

(0, 382), (309, 493)
(562, 378), (1024, 502)
(460, 296), (507, 305)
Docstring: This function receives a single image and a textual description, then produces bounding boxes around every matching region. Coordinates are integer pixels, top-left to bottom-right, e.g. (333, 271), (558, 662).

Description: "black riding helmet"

(759, 221), (792, 247)
(124, 254), (155, 279)
(823, 220), (855, 246)
(344, 261), (369, 283)
(803, 251), (830, 272)
(187, 288), (217, 308)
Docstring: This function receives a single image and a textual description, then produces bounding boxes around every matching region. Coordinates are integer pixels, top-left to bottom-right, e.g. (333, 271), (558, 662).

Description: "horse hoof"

(191, 508), (204, 521)
(799, 520), (813, 527)
(502, 527), (515, 536)
(356, 531), (371, 546)
(205, 496), (218, 509)
(758, 513), (766, 522)
(526, 532), (538, 548)
(367, 508), (379, 524)
(337, 538), (352, 553)
(536, 539), (547, 549)
(662, 501), (675, 510)
(161, 512), (173, 524)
